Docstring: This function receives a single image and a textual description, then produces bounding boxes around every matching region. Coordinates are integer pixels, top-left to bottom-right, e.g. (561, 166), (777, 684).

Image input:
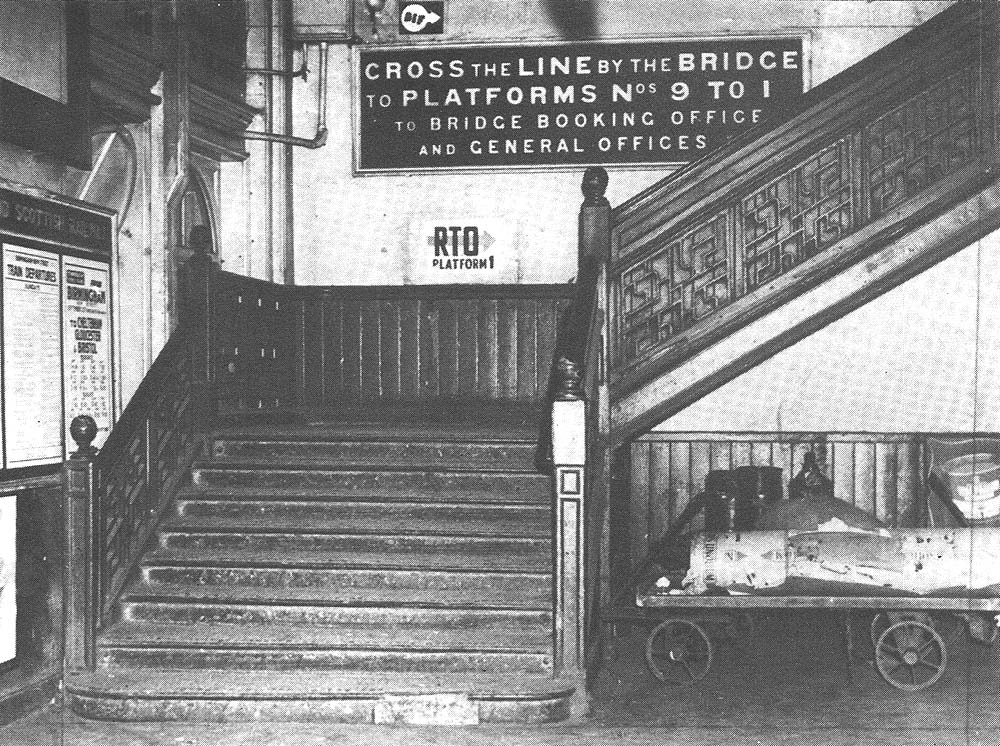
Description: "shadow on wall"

(543, 0), (598, 38)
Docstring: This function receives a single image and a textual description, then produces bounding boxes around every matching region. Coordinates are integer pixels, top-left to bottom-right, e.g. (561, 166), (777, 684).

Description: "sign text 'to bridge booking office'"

(356, 37), (805, 172)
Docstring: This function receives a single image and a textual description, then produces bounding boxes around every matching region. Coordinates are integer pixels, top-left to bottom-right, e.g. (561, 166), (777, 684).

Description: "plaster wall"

(652, 229), (1000, 434)
(291, 0), (953, 286)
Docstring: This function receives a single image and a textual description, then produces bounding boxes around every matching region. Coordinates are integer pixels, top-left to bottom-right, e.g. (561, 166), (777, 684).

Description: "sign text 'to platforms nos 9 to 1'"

(356, 38), (805, 173)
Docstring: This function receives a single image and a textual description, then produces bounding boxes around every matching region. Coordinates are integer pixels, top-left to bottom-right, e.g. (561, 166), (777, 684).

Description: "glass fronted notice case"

(0, 183), (114, 470)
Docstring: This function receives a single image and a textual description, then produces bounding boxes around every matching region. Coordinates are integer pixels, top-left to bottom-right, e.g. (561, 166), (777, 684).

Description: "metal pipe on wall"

(244, 42), (328, 149)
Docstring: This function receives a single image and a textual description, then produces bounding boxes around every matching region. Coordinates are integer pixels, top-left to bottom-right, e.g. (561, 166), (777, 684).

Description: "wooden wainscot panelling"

(0, 479), (63, 726)
(308, 285), (573, 407)
(624, 433), (925, 573)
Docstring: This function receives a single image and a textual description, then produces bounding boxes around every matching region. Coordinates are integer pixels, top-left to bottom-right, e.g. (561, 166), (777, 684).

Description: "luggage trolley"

(611, 447), (1000, 692)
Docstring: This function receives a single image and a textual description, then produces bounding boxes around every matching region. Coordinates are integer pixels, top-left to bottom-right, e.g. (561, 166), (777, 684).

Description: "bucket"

(939, 453), (1000, 523)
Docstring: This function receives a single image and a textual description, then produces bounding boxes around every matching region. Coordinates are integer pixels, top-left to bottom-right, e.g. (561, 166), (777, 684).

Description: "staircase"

(67, 411), (576, 723)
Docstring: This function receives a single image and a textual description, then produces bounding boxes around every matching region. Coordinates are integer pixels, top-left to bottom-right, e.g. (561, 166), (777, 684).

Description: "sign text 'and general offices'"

(357, 38), (805, 171)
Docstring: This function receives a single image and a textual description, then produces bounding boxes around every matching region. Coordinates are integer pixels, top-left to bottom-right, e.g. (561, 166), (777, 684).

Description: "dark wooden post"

(63, 415), (99, 672)
(579, 166), (611, 267)
(179, 242), (216, 430)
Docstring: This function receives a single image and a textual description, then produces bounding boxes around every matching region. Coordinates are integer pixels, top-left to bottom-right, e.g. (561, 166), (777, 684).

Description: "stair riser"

(158, 532), (549, 562)
(141, 567), (552, 608)
(190, 468), (548, 503)
(101, 648), (552, 675)
(212, 439), (538, 472)
(173, 500), (550, 536)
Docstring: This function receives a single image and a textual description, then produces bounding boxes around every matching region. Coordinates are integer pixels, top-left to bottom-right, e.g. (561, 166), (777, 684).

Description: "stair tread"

(193, 462), (548, 478)
(206, 458), (538, 473)
(101, 620), (550, 651)
(67, 668), (575, 700)
(174, 487), (550, 504)
(143, 547), (548, 572)
(123, 582), (550, 609)
(161, 519), (549, 538)
(140, 559), (550, 576)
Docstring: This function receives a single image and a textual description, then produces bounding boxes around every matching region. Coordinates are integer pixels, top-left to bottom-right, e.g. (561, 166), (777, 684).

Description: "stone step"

(101, 646), (551, 676)
(156, 529), (550, 569)
(172, 498), (550, 537)
(146, 539), (549, 573)
(139, 565), (551, 608)
(189, 465), (549, 503)
(66, 669), (575, 723)
(117, 602), (550, 648)
(210, 437), (539, 472)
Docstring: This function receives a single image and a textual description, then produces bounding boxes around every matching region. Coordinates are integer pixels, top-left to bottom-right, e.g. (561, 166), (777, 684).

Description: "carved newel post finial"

(554, 357), (583, 401)
(69, 415), (99, 460)
(581, 166), (609, 206)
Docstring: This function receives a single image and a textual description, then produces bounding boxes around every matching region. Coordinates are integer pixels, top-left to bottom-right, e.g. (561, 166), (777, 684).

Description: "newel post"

(579, 166), (611, 267)
(63, 415), (99, 672)
(552, 358), (586, 676)
(179, 238), (216, 430)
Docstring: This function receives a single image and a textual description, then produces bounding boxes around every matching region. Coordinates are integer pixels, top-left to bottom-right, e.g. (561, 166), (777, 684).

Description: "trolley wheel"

(870, 612), (932, 651)
(875, 620), (947, 691)
(645, 619), (713, 685)
(722, 612), (755, 645)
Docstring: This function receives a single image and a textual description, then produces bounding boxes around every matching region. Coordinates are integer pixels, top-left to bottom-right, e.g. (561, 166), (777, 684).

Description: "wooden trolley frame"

(627, 592), (1000, 691)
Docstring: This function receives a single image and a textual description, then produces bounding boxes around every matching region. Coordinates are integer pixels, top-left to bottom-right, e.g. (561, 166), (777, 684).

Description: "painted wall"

(291, 0), (953, 286)
(653, 229), (1000, 433)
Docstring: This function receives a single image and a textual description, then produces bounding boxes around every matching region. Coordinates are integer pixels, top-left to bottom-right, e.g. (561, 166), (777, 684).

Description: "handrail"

(604, 1), (998, 434)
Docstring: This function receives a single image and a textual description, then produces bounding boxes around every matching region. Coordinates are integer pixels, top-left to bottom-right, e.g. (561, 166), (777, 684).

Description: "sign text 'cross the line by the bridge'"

(356, 38), (805, 172)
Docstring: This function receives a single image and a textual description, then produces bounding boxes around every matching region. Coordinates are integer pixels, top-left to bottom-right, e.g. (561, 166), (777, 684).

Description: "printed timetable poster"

(2, 245), (62, 467)
(357, 37), (805, 171)
(63, 257), (112, 455)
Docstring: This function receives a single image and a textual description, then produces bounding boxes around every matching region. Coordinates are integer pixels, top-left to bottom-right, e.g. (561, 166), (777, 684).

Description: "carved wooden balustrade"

(607, 2), (998, 441)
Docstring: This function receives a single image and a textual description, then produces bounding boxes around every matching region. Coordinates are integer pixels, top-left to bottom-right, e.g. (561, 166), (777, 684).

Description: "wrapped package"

(682, 529), (1000, 597)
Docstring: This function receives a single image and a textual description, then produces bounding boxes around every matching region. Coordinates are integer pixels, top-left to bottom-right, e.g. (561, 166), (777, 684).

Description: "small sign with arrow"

(399, 2), (444, 34)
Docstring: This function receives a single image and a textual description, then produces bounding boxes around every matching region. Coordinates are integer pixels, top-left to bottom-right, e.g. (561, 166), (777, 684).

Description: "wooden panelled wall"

(300, 285), (573, 406)
(620, 433), (926, 574)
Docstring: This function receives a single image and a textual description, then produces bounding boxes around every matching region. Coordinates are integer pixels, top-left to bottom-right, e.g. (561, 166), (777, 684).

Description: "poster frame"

(0, 181), (116, 476)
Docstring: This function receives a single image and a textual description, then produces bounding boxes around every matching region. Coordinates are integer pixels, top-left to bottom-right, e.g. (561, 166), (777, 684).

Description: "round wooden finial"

(581, 167), (609, 205)
(69, 415), (99, 459)
(554, 357), (584, 401)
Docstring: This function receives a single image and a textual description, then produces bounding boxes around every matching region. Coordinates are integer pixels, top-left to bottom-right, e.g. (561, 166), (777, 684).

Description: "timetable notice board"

(0, 186), (114, 470)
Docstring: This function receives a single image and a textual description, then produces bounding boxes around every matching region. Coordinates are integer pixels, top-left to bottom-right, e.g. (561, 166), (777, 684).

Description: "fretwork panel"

(865, 71), (978, 219)
(618, 214), (729, 365)
(742, 139), (854, 292)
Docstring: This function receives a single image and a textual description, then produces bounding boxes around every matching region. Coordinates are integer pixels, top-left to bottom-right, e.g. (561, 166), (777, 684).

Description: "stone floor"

(5, 611), (1000, 746)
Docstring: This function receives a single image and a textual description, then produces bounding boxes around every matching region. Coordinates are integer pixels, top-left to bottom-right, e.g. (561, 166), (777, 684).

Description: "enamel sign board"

(356, 37), (805, 172)
(409, 218), (519, 283)
(3, 245), (62, 467)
